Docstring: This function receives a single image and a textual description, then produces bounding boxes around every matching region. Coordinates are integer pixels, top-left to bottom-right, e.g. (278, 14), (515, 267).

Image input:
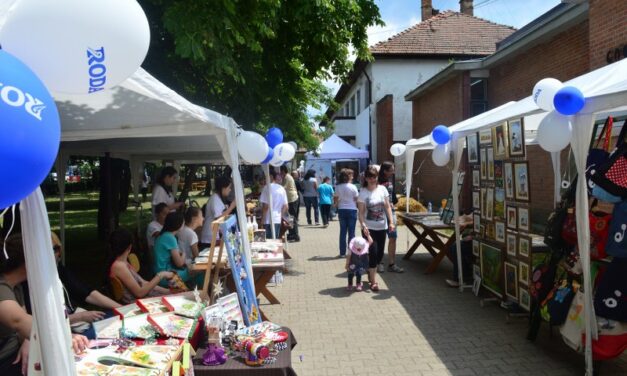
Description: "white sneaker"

(377, 264), (385, 273)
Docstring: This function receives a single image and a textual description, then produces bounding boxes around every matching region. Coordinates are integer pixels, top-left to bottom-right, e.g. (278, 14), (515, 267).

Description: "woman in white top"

(334, 168), (359, 257)
(357, 165), (394, 292)
(301, 169), (320, 225)
(260, 168), (288, 239)
(200, 176), (236, 246)
(178, 207), (204, 263)
(146, 203), (169, 251)
(152, 166), (183, 218)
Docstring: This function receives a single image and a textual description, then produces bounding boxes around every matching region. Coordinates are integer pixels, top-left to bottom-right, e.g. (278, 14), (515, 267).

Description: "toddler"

(345, 236), (370, 292)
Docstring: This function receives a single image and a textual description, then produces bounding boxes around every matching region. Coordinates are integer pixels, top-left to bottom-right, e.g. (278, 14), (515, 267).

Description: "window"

(350, 95), (356, 116)
(470, 79), (487, 116)
(356, 89), (361, 114)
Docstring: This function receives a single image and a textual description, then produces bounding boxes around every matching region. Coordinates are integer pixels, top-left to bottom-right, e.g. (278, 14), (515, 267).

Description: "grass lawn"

(45, 191), (211, 288)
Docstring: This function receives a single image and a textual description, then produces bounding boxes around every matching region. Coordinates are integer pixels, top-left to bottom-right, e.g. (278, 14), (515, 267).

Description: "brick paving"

(261, 214), (627, 376)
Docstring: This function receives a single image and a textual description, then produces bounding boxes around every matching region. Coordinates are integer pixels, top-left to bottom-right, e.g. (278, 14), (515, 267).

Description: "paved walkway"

(261, 214), (627, 375)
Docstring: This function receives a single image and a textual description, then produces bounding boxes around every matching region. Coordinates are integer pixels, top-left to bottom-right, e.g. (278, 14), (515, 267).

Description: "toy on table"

(202, 314), (228, 365)
(243, 340), (270, 366)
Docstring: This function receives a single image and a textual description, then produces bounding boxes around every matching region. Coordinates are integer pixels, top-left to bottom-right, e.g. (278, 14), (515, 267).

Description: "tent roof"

(307, 133), (369, 160)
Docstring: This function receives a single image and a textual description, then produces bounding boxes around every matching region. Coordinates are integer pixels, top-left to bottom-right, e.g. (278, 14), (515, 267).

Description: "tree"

(140, 0), (382, 150)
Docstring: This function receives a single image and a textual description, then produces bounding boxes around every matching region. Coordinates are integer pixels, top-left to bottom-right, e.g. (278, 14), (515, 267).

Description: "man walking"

(281, 165), (300, 242)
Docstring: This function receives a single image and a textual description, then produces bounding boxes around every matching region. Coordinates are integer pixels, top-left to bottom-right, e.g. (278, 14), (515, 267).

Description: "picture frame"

(472, 239), (480, 257)
(519, 261), (529, 286)
(514, 162), (530, 202)
(472, 169), (480, 188)
(472, 191), (480, 210)
(473, 213), (481, 234)
(519, 287), (531, 311)
(473, 277), (482, 297)
(506, 232), (517, 256)
(494, 160), (503, 188)
(487, 147), (495, 180)
(495, 221), (506, 243)
(492, 122), (508, 159)
(486, 187), (494, 221)
(494, 188), (505, 219)
(506, 205), (517, 230)
(504, 162), (514, 200)
(507, 118), (525, 157)
(504, 261), (518, 300)
(479, 225), (485, 238)
(486, 222), (495, 240)
(480, 148), (487, 180)
(480, 242), (503, 298)
(479, 129), (492, 145)
(518, 206), (530, 232)
(518, 235), (531, 259)
(467, 133), (479, 163)
(480, 188), (487, 220)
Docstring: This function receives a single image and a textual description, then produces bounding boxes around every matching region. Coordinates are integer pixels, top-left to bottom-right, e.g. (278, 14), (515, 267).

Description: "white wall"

(334, 118), (355, 137)
(355, 105), (370, 151)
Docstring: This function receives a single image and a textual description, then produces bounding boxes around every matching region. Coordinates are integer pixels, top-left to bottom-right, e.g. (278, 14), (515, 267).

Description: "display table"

(399, 212), (460, 274)
(193, 327), (297, 376)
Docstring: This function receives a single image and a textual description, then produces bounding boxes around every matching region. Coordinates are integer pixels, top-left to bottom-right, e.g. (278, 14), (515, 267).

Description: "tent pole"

(450, 135), (465, 292)
(55, 153), (68, 265)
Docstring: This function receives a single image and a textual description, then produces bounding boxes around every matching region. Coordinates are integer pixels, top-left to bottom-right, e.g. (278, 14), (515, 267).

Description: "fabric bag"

(591, 120), (627, 198)
(544, 176), (577, 250)
(560, 200), (611, 260)
(606, 200), (627, 258)
(592, 317), (627, 360)
(594, 258), (627, 322)
(586, 117), (613, 194)
(560, 289), (584, 352)
(540, 279), (576, 326)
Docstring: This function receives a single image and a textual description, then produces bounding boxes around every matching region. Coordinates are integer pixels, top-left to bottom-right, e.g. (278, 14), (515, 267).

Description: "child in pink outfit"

(345, 236), (370, 291)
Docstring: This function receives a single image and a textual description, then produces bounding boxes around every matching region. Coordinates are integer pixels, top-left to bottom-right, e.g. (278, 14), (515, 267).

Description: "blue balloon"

(431, 125), (451, 145)
(0, 50), (60, 209)
(554, 86), (585, 115)
(265, 127), (283, 148)
(261, 148), (274, 164)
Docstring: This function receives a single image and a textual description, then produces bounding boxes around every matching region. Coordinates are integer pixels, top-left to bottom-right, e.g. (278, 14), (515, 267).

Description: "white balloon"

(288, 141), (298, 150)
(432, 144), (450, 167)
(269, 153), (283, 167)
(237, 131), (269, 164)
(537, 111), (572, 152)
(390, 143), (406, 157)
(274, 143), (296, 161)
(0, 0), (150, 94)
(532, 78), (563, 112)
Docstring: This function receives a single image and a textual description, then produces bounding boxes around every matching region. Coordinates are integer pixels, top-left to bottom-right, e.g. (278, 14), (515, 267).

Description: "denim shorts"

(388, 210), (397, 239)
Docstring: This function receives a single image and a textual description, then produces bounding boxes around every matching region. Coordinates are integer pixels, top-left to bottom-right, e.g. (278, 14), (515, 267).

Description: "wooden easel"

(201, 219), (226, 304)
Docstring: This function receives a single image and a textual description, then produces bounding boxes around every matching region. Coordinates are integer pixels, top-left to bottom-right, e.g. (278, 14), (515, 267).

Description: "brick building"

(405, 0), (627, 223)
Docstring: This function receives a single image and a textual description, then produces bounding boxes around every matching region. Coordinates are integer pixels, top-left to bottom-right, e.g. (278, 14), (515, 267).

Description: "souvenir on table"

(494, 188), (505, 219)
(251, 250), (284, 264)
(218, 292), (245, 330)
(162, 292), (204, 318)
(107, 365), (157, 376)
(495, 221), (505, 243)
(480, 242), (503, 298)
(507, 118), (525, 157)
(467, 133), (479, 163)
(148, 312), (196, 339)
(122, 313), (158, 339)
(519, 261), (529, 286)
(480, 149), (487, 180)
(253, 230), (266, 242)
(93, 315), (122, 339)
(137, 297), (170, 314)
(504, 261), (518, 300)
(113, 303), (143, 318)
(506, 205), (517, 230)
(472, 169), (480, 188)
(514, 162), (530, 201)
(487, 147), (495, 180)
(506, 232), (517, 257)
(518, 206), (530, 232)
(221, 215), (261, 326)
(492, 122), (508, 159)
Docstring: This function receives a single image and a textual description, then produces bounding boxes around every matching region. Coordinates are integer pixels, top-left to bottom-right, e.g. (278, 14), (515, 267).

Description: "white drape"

(550, 151), (561, 207)
(20, 188), (76, 375)
(54, 153), (68, 265)
(450, 134), (466, 290)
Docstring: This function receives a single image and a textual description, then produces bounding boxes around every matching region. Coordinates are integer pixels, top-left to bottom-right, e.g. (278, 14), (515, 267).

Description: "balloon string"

(2, 205), (16, 259)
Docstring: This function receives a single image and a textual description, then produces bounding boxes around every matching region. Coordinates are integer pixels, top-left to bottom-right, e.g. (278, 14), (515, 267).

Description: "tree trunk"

(203, 164), (212, 196)
(97, 154), (114, 240)
(118, 160), (131, 212)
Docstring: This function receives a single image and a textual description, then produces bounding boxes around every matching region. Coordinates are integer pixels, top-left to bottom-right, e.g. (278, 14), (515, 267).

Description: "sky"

(310, 0), (562, 120)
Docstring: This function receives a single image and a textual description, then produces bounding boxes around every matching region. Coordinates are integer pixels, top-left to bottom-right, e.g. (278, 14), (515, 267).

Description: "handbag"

(594, 258), (627, 322)
(544, 176), (577, 250)
(560, 289), (584, 352)
(586, 117), (613, 193)
(591, 120), (627, 198)
(605, 200), (627, 258)
(540, 279), (576, 326)
(560, 199), (611, 260)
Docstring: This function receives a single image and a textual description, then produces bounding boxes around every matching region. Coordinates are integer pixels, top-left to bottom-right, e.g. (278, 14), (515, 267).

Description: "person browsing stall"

(260, 167), (288, 239)
(317, 177), (334, 227)
(357, 165), (395, 292)
(109, 228), (174, 304)
(378, 161), (403, 273)
(152, 166), (184, 218)
(200, 176), (236, 247)
(334, 168), (359, 257)
(302, 169), (320, 225)
(280, 165), (300, 242)
(178, 207), (204, 263)
(146, 202), (169, 252)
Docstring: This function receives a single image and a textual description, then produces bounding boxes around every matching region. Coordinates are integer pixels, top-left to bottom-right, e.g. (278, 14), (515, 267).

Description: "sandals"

(370, 282), (380, 292)
(346, 285), (354, 291)
(355, 283), (363, 292)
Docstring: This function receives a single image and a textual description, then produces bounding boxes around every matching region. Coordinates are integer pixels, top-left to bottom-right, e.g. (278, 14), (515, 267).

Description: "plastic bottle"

(247, 216), (254, 242)
(428, 202), (433, 213)
(252, 216), (259, 232)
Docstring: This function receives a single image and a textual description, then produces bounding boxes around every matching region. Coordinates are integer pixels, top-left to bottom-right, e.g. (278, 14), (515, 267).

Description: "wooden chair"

(109, 277), (124, 302)
(128, 253), (141, 272)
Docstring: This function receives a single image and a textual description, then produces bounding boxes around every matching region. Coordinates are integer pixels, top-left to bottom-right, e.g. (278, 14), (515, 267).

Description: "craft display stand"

(202, 219), (226, 304)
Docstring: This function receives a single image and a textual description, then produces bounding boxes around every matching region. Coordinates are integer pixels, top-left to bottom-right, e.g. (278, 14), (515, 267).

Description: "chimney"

(460, 0), (474, 16)
(421, 0), (432, 21)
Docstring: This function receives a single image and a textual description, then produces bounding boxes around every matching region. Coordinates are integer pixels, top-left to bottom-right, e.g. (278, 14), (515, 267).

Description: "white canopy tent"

(404, 58), (627, 375)
(306, 133), (369, 160)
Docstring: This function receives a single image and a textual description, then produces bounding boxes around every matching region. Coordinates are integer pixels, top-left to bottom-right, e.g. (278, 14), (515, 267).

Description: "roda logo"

(87, 47), (107, 93)
(0, 83), (46, 121)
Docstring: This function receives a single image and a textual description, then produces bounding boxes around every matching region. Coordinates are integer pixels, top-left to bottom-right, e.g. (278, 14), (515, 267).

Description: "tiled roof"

(370, 11), (516, 56)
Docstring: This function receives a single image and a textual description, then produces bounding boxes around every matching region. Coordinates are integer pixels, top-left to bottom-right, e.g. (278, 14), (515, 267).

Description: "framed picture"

(479, 129), (492, 145)
(487, 147), (495, 180)
(467, 133), (479, 163)
(514, 162), (530, 202)
(479, 225), (485, 238)
(480, 148), (487, 180)
(472, 239), (480, 257)
(506, 205), (517, 230)
(504, 162), (514, 200)
(519, 287), (531, 311)
(472, 191), (480, 210)
(492, 122), (508, 159)
(486, 222), (495, 240)
(472, 169), (480, 188)
(518, 206), (530, 232)
(519, 261), (529, 286)
(480, 188), (487, 219)
(473, 213), (481, 234)
(486, 187), (494, 221)
(506, 232), (517, 256)
(507, 118), (525, 157)
(518, 235), (531, 259)
(480, 242), (503, 298)
(494, 160), (503, 188)
(504, 261), (518, 300)
(494, 188), (505, 219)
(495, 221), (505, 243)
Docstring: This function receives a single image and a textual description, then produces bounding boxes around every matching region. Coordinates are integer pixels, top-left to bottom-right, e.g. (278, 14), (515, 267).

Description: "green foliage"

(140, 0), (382, 150)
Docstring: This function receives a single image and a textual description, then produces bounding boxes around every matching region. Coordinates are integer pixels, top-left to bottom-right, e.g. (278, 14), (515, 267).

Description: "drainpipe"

(363, 68), (372, 164)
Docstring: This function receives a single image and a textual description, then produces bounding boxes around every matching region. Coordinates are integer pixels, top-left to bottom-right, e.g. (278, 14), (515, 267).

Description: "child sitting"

(345, 236), (370, 292)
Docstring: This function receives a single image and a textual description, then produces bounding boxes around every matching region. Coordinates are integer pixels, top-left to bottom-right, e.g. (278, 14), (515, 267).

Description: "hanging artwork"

(479, 129), (492, 145)
(472, 239), (480, 257)
(519, 287), (531, 311)
(519, 261), (529, 286)
(495, 221), (506, 243)
(518, 206), (530, 232)
(504, 162), (514, 199)
(504, 261), (518, 300)
(514, 162), (530, 201)
(494, 160), (504, 188)
(518, 235), (531, 259)
(480, 148), (487, 180)
(507, 118), (525, 157)
(472, 191), (480, 210)
(480, 188), (487, 220)
(487, 147), (495, 180)
(506, 205), (518, 230)
(472, 169), (480, 188)
(473, 213), (481, 234)
(486, 187), (494, 221)
(480, 242), (503, 298)
(492, 122), (508, 159)
(494, 188), (505, 219)
(506, 232), (517, 256)
(467, 133), (479, 163)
